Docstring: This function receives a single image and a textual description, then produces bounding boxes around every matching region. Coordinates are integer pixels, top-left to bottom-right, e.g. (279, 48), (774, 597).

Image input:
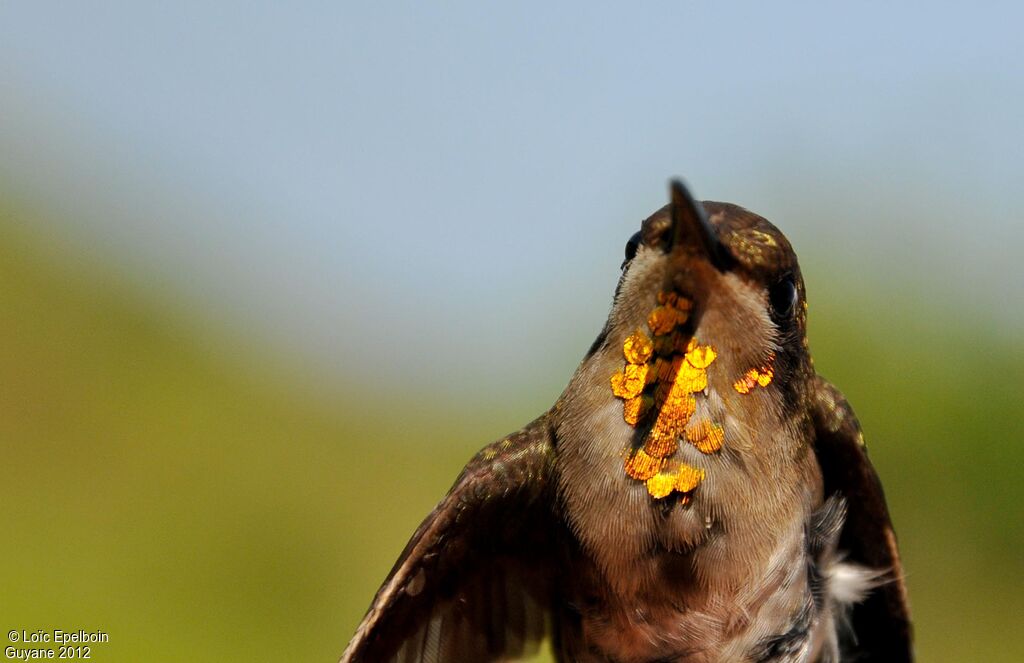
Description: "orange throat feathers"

(610, 291), (722, 501)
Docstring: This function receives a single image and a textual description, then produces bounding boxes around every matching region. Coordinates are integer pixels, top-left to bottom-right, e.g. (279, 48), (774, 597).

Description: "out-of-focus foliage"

(1, 206), (1021, 661)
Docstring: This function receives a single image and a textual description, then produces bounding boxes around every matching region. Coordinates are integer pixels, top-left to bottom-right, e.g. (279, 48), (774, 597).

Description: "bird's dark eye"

(622, 231), (642, 269)
(769, 276), (798, 318)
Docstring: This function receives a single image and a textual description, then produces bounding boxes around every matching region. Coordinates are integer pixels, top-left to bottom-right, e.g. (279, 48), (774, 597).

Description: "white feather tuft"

(828, 561), (887, 606)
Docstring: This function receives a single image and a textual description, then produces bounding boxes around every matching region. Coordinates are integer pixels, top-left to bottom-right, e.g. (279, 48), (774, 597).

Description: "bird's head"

(584, 180), (815, 502)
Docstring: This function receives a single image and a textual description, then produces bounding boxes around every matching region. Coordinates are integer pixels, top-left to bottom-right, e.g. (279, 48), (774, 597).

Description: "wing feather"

(811, 376), (913, 661)
(341, 414), (558, 662)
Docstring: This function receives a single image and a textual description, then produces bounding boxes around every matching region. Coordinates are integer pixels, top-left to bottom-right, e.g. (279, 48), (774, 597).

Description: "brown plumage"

(341, 181), (912, 662)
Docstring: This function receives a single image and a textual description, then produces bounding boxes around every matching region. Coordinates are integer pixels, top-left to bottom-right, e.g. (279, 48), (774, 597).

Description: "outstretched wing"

(340, 414), (560, 663)
(810, 376), (913, 661)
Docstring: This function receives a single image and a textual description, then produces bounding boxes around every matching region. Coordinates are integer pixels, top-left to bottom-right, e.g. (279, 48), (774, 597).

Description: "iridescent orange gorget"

(610, 290), (774, 500)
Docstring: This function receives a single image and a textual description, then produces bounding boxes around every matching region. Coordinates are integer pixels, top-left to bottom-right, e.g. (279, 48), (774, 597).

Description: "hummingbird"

(341, 181), (912, 662)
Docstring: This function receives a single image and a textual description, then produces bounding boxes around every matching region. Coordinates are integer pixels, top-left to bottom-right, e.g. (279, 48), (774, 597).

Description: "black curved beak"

(669, 179), (731, 272)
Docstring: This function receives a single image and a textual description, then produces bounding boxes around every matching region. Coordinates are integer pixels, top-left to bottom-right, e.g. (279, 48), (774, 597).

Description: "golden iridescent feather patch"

(686, 419), (725, 454)
(733, 353), (776, 394)
(610, 291), (726, 500)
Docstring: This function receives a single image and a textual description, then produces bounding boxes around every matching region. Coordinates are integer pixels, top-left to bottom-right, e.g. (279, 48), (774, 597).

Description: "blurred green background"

(2, 3), (1023, 662)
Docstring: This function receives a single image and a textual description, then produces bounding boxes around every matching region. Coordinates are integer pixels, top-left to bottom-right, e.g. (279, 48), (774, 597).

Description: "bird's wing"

(340, 414), (559, 663)
(810, 375), (913, 661)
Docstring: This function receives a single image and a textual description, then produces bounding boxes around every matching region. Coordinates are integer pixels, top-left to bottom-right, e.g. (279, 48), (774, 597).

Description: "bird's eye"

(622, 231), (642, 269)
(769, 276), (798, 318)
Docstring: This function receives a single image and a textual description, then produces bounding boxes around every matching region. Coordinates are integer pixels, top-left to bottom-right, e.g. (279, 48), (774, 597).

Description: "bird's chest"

(556, 538), (815, 663)
(556, 550), (708, 662)
(553, 352), (822, 660)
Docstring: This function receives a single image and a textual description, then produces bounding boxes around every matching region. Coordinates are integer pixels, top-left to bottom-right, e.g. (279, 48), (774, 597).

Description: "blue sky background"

(1, 2), (1021, 399)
